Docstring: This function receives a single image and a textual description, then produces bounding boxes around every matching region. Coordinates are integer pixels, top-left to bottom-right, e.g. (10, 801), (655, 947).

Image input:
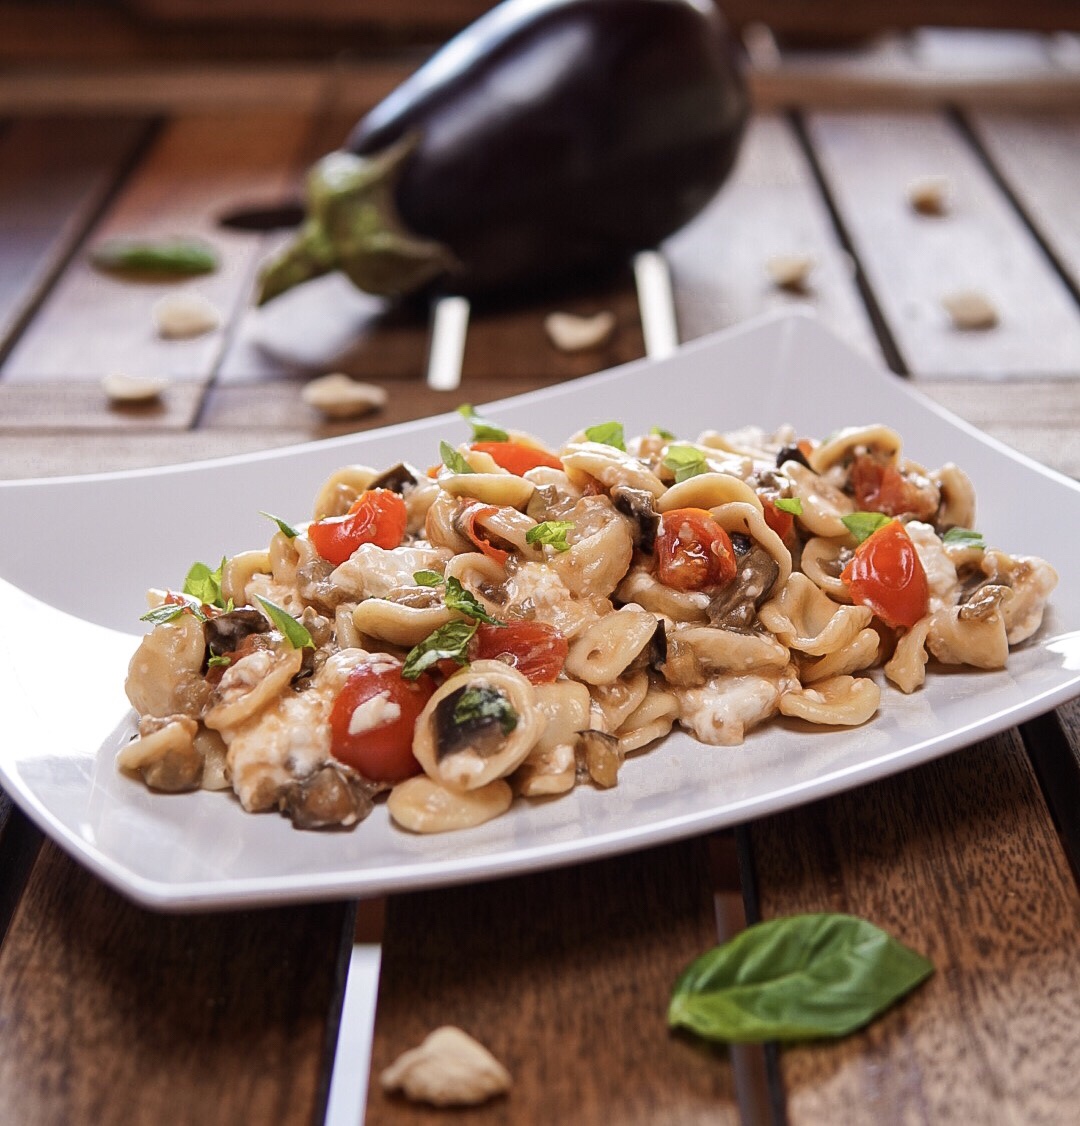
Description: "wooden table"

(2, 43), (1080, 1125)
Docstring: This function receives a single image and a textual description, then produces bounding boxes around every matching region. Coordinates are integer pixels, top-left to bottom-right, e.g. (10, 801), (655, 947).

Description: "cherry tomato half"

(841, 519), (929, 630)
(329, 658), (434, 782)
(761, 497), (794, 542)
(655, 507), (737, 591)
(473, 621), (568, 684)
(850, 455), (915, 518)
(470, 441), (563, 476)
(460, 502), (511, 565)
(309, 489), (407, 565)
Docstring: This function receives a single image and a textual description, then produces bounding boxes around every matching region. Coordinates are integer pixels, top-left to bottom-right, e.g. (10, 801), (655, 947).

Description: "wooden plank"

(966, 109), (1080, 293)
(804, 109), (1080, 377)
(662, 114), (883, 364)
(0, 841), (351, 1126)
(0, 115), (150, 354)
(748, 732), (1080, 1124)
(0, 110), (316, 393)
(366, 841), (738, 1125)
(0, 381), (204, 432)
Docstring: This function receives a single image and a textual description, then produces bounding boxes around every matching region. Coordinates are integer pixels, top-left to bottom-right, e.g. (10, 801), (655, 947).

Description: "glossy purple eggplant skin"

(347, 0), (749, 297)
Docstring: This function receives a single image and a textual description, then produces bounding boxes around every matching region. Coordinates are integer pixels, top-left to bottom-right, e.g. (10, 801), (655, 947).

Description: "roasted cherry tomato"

(850, 455), (915, 517)
(761, 497), (794, 541)
(473, 620), (568, 684)
(655, 507), (737, 591)
(461, 502), (511, 565)
(309, 488), (407, 565)
(329, 658), (434, 782)
(841, 519), (929, 630)
(469, 440), (563, 475)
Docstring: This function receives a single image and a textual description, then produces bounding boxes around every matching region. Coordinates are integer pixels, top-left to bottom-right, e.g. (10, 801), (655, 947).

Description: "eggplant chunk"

(258, 0), (748, 305)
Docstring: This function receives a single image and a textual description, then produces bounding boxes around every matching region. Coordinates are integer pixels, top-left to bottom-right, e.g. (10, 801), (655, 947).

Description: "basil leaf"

(584, 421), (626, 451)
(842, 512), (891, 544)
(774, 497), (803, 515)
(443, 576), (504, 625)
(413, 569), (445, 587)
(457, 403), (509, 443)
(260, 511), (299, 539)
(525, 520), (574, 553)
(207, 654), (232, 669)
(90, 237), (218, 277)
(662, 444), (708, 483)
(452, 686), (518, 736)
(668, 913), (933, 1043)
(440, 441), (475, 474)
(256, 596), (314, 650)
(402, 620), (478, 679)
(140, 601), (204, 626)
(651, 426), (676, 440)
(942, 526), (986, 549)
(183, 558), (227, 608)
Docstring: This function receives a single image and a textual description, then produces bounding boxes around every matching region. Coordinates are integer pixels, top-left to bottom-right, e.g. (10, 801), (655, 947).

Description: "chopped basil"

(668, 913), (934, 1043)
(584, 421), (626, 451)
(842, 512), (891, 544)
(526, 520), (574, 552)
(452, 686), (518, 737)
(440, 441), (475, 474)
(255, 596), (314, 649)
(651, 426), (677, 440)
(140, 601), (204, 626)
(413, 569), (445, 587)
(444, 577), (504, 626)
(260, 511), (299, 539)
(457, 403), (509, 443)
(207, 654), (232, 669)
(943, 526), (986, 549)
(402, 620), (478, 679)
(183, 558), (228, 608)
(90, 237), (218, 277)
(774, 497), (803, 515)
(662, 444), (708, 483)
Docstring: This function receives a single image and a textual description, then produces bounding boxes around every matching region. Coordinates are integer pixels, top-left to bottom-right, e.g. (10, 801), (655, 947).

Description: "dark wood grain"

(0, 841), (352, 1126)
(366, 840), (739, 1125)
(748, 731), (1080, 1124)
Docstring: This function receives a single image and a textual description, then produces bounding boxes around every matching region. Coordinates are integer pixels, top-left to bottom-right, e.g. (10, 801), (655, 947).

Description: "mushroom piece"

(279, 762), (385, 830)
(116, 716), (203, 792)
(706, 541), (780, 630)
(204, 607), (271, 659)
(575, 730), (623, 788)
(611, 484), (660, 551)
(412, 661), (546, 791)
(368, 460), (422, 495)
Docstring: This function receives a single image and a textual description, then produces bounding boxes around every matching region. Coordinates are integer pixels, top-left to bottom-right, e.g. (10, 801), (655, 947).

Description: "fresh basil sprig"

(183, 558), (229, 608)
(584, 421), (626, 451)
(662, 444), (708, 483)
(774, 497), (803, 516)
(668, 913), (933, 1043)
(440, 441), (475, 475)
(411, 571), (504, 625)
(90, 237), (219, 277)
(842, 512), (892, 545)
(413, 569), (445, 587)
(651, 426), (676, 440)
(140, 600), (205, 626)
(942, 526), (986, 549)
(525, 520), (574, 552)
(261, 511), (299, 539)
(457, 403), (509, 442)
(256, 596), (314, 650)
(207, 654), (232, 669)
(452, 685), (518, 736)
(402, 620), (478, 679)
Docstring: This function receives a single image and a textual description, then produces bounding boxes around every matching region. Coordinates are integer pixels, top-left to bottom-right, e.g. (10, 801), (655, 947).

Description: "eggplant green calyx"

(255, 135), (457, 305)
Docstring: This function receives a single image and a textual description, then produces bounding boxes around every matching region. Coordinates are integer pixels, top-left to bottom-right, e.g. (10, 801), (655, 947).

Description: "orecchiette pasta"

(119, 416), (1058, 834)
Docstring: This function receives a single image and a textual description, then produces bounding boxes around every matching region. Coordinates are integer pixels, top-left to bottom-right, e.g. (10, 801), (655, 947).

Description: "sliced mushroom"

(204, 607), (271, 659)
(279, 762), (384, 830)
(611, 484), (660, 551)
(575, 730), (623, 788)
(368, 461), (422, 494)
(413, 661), (546, 791)
(117, 716), (203, 792)
(706, 543), (780, 630)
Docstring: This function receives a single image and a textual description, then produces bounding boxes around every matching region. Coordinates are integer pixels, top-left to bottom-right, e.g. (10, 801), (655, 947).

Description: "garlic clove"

(942, 290), (999, 331)
(102, 372), (169, 403)
(152, 291), (222, 339)
(301, 373), (388, 420)
(381, 1026), (511, 1107)
(544, 310), (616, 352)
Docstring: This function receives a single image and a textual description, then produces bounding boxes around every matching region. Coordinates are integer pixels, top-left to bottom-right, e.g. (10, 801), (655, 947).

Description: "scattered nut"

(102, 372), (169, 404)
(765, 253), (815, 292)
(152, 290), (222, 339)
(380, 1026), (511, 1107)
(544, 310), (617, 352)
(942, 290), (999, 331)
(301, 373), (388, 420)
(908, 175), (952, 216)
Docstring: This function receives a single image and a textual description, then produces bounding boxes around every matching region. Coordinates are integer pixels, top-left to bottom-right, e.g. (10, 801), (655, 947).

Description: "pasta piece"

(808, 424), (902, 474)
(204, 644), (305, 733)
(125, 610), (211, 719)
(565, 606), (657, 685)
(312, 465), (380, 520)
(799, 537), (854, 604)
(560, 441), (666, 498)
(331, 543), (453, 601)
(220, 549), (272, 608)
(514, 680), (591, 797)
(801, 627), (880, 684)
(388, 776), (513, 833)
(674, 624), (790, 673)
(781, 461), (854, 538)
(778, 675), (880, 726)
(616, 567), (710, 622)
(615, 684), (679, 753)
(675, 672), (787, 745)
(884, 617), (932, 693)
(708, 501), (792, 588)
(979, 549), (1058, 644)
(589, 670), (650, 732)
(758, 572), (872, 656)
(352, 599), (454, 648)
(927, 599), (1010, 669)
(548, 500), (634, 599)
(656, 472), (762, 513)
(931, 462), (976, 530)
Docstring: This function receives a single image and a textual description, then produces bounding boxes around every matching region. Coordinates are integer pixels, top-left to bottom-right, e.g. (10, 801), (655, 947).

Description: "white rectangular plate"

(2, 312), (1078, 911)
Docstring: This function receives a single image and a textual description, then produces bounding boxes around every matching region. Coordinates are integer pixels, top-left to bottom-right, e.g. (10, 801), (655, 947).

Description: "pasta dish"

(118, 414), (1057, 833)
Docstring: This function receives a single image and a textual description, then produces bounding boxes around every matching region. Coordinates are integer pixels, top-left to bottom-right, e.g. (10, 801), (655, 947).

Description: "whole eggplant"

(257, 0), (749, 305)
